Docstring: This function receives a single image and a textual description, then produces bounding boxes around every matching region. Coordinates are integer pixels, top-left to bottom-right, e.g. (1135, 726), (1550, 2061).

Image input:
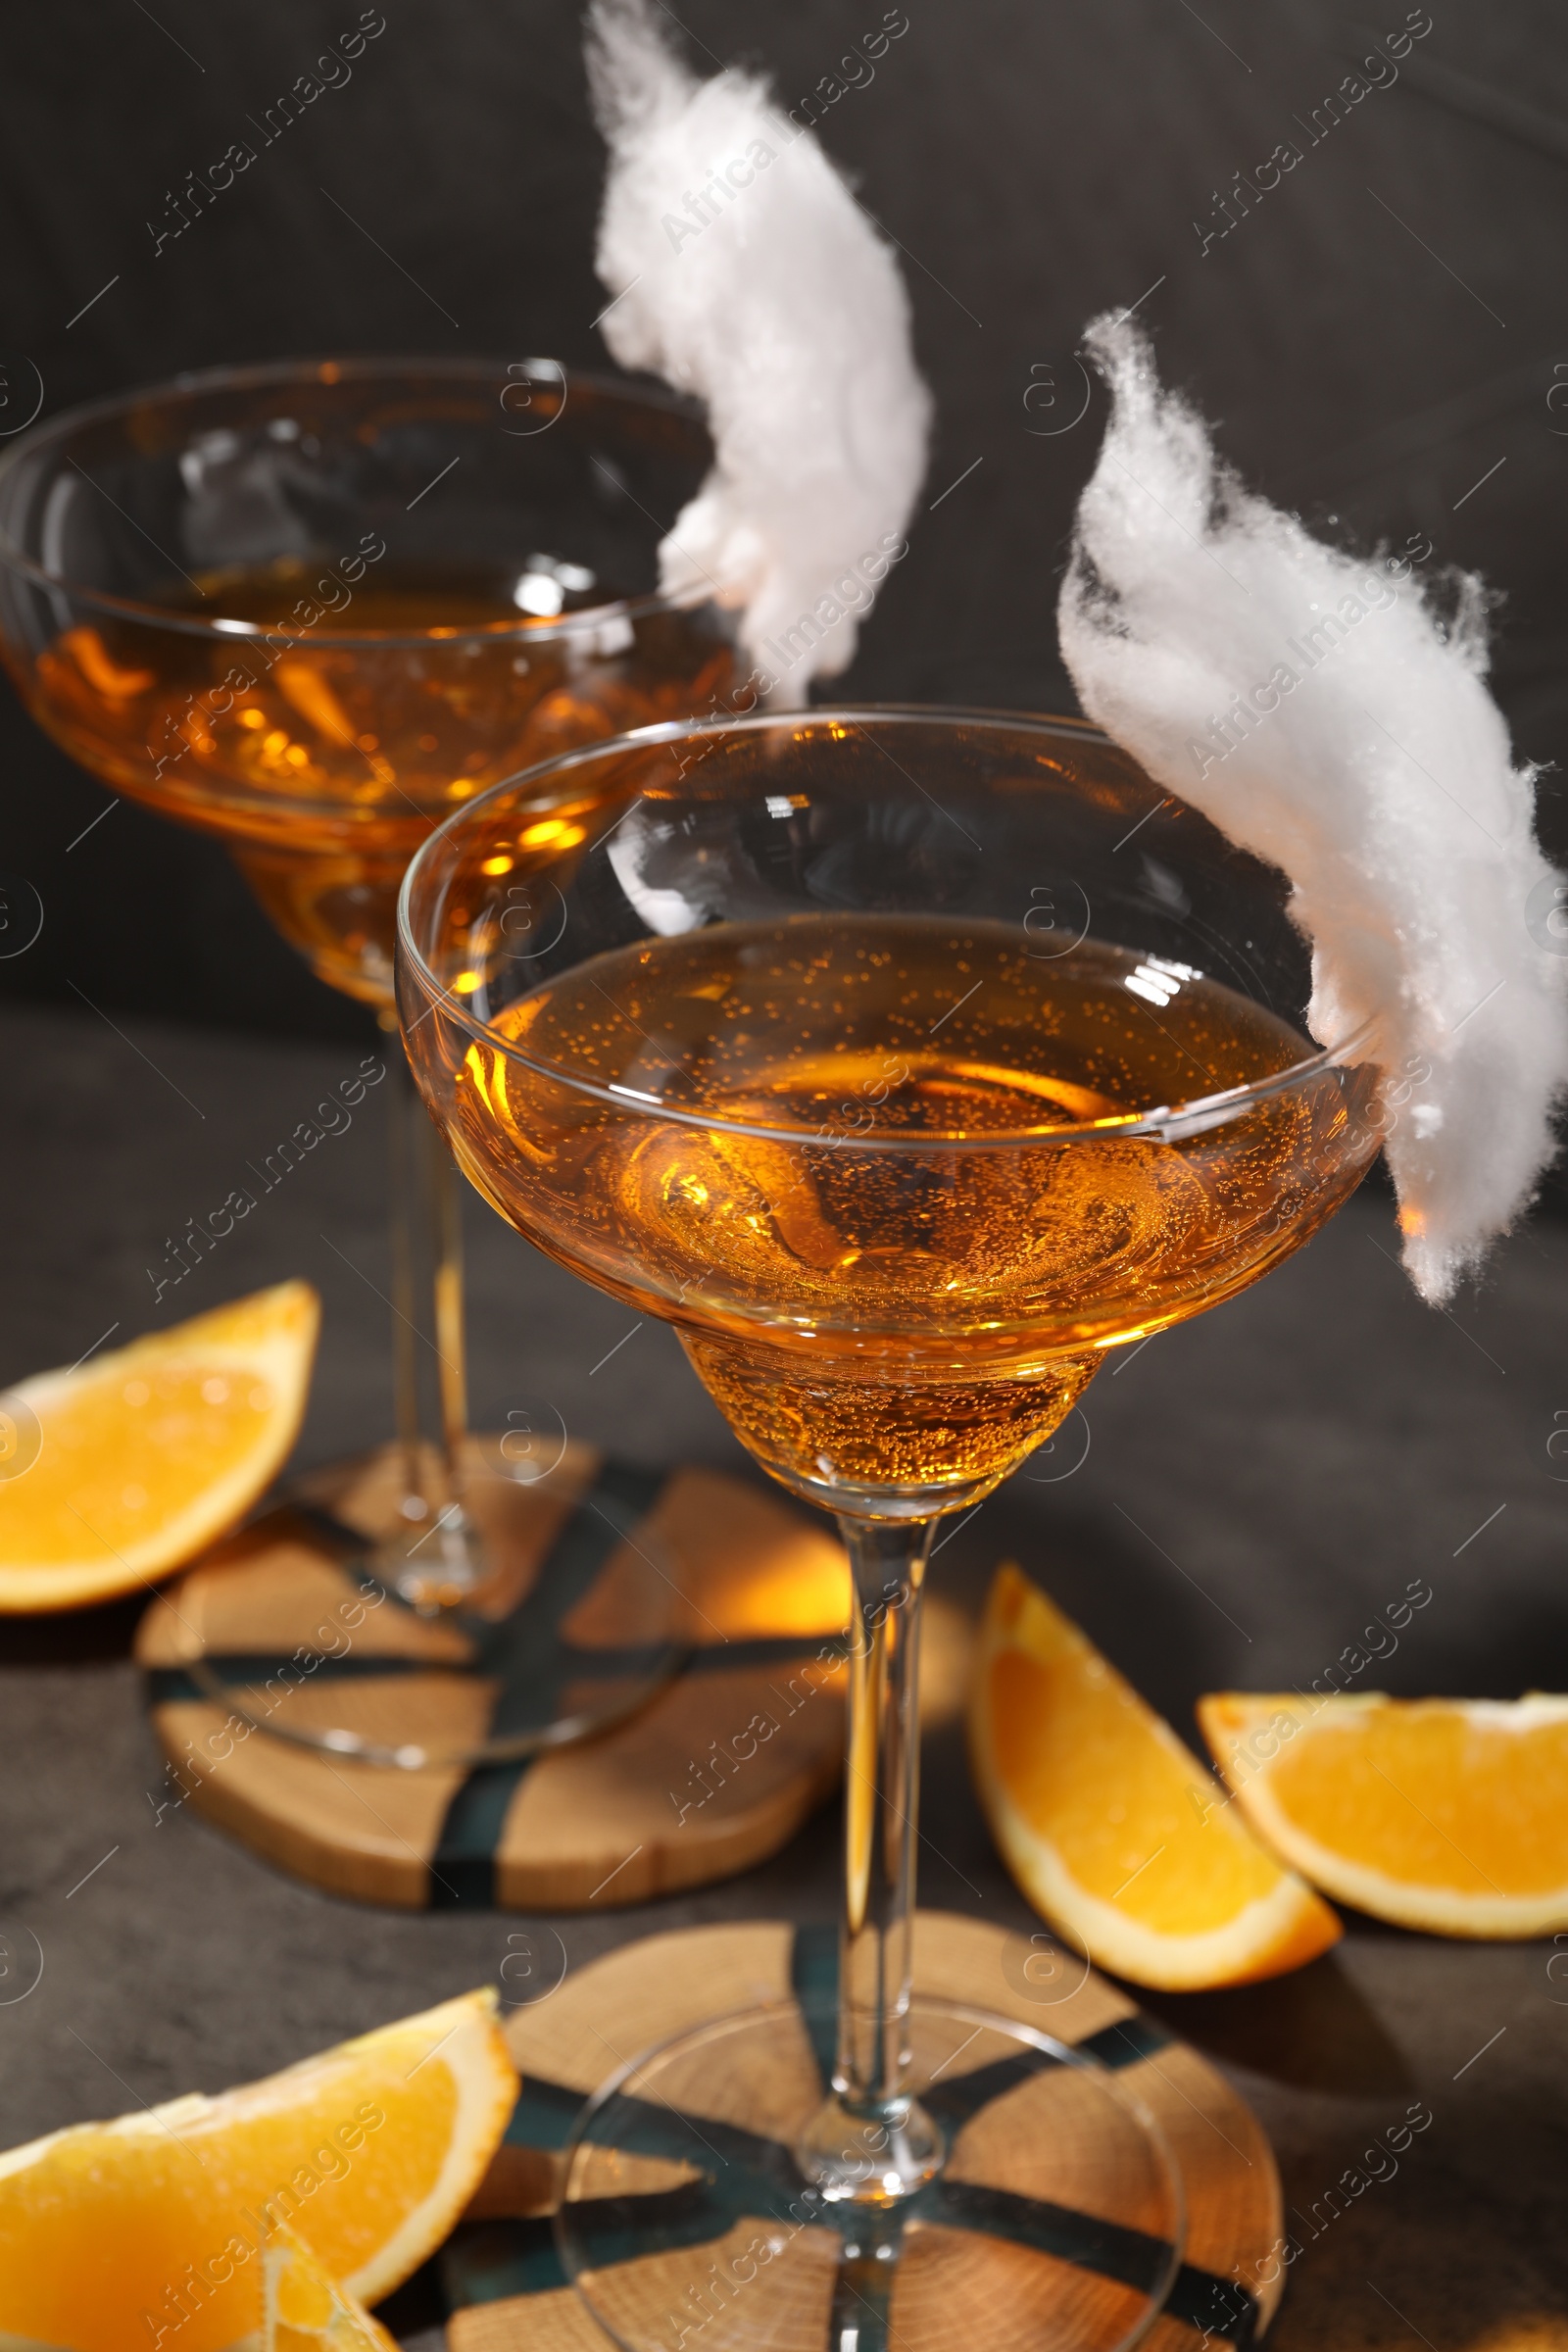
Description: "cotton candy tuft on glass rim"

(1057, 314), (1568, 1305)
(585, 0), (931, 707)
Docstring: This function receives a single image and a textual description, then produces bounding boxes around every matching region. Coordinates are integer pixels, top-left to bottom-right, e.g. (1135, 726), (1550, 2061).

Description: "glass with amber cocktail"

(398, 709), (1382, 2351)
(0, 359), (734, 1760)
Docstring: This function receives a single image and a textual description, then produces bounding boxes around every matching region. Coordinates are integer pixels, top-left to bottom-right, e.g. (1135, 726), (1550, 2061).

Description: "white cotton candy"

(585, 0), (931, 703)
(1057, 315), (1568, 1304)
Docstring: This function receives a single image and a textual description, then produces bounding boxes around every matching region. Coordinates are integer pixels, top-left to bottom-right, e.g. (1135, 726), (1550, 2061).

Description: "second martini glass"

(0, 359), (736, 1762)
(400, 709), (1383, 2349)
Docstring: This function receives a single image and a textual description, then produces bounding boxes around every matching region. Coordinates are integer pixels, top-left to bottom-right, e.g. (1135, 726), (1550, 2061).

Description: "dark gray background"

(0, 0), (1562, 1038)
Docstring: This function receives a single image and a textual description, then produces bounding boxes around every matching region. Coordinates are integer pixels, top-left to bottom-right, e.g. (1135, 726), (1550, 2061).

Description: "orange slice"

(266, 2226), (399, 2352)
(0, 1280), (319, 1611)
(1199, 1690), (1568, 1937)
(969, 1563), (1341, 1989)
(0, 1987), (517, 2352)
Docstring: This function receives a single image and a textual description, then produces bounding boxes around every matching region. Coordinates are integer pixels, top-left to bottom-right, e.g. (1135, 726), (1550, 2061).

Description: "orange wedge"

(0, 1280), (319, 1611)
(969, 1563), (1341, 1989)
(1199, 1690), (1568, 1937)
(266, 2226), (399, 2352)
(0, 1988), (517, 2352)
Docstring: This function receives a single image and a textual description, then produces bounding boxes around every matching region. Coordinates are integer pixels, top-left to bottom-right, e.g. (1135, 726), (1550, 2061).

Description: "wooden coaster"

(136, 1440), (856, 1911)
(440, 1910), (1282, 2349)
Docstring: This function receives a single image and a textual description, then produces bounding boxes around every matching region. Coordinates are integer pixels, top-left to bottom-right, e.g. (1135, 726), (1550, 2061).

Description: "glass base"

(181, 1436), (686, 1770)
(558, 1996), (1185, 2352)
(372, 1495), (491, 1613)
(795, 2086), (945, 2203)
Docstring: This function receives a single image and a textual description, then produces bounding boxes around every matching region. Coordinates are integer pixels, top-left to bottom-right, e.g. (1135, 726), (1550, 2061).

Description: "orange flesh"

(989, 1647), (1284, 1936)
(1, 2073), (453, 2348)
(1214, 1696), (1568, 1896)
(5, 1362), (281, 1564)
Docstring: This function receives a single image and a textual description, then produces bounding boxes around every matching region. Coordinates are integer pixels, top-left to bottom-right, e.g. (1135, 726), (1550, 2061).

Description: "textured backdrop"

(0, 0), (1562, 1036)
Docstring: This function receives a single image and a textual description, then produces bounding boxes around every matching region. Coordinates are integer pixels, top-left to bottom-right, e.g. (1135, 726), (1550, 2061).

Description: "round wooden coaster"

(440, 1910), (1282, 2350)
(135, 1439), (859, 1911)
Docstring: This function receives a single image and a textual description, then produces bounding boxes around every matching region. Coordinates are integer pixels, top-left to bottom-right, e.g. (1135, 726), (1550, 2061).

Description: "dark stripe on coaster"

(790, 1921), (841, 2092)
(547, 2180), (754, 2273)
(147, 1667), (207, 1710)
(286, 1498), (379, 1560)
(266, 1499), (403, 1609)
(440, 2215), (568, 2303)
(201, 1496), (373, 1564)
(928, 2178), (1254, 2340)
(430, 1762), (531, 1908)
(922, 2177), (1175, 2295)
(479, 1464), (665, 1741)
(1165, 2264), (1260, 2345)
(923, 2047), (1062, 2132)
(575, 2083), (787, 2177)
(146, 1629), (835, 1716)
(429, 1459), (667, 1908)
(1074, 2013), (1177, 2071)
(504, 2073), (585, 2151)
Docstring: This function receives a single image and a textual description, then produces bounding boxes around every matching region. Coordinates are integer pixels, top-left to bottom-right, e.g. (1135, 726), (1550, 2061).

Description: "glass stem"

(379, 1012), (482, 1605)
(797, 1515), (944, 2201)
(384, 1019), (426, 1518)
(427, 1097), (471, 1480)
(837, 1516), (931, 2111)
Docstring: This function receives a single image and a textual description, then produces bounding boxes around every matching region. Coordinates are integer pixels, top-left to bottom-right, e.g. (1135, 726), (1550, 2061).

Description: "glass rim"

(0, 352), (723, 645)
(397, 704), (1381, 1152)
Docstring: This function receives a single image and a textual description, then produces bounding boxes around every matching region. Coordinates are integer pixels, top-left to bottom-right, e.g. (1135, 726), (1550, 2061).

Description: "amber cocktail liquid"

(451, 913), (1357, 1507)
(31, 559), (731, 1003)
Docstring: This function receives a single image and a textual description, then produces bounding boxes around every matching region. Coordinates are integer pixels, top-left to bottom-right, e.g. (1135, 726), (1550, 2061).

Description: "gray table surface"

(2, 1000), (1566, 2345)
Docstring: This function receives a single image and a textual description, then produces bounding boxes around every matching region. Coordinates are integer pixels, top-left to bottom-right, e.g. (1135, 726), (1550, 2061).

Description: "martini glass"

(0, 359), (734, 1762)
(399, 709), (1382, 2349)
